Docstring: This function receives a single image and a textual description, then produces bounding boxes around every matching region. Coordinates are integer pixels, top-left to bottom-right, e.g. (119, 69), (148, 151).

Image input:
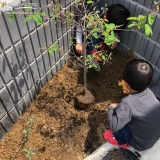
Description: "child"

(104, 59), (160, 151)
(75, 4), (130, 54)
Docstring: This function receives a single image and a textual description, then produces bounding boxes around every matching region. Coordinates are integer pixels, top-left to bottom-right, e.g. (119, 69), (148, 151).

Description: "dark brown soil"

(0, 49), (135, 160)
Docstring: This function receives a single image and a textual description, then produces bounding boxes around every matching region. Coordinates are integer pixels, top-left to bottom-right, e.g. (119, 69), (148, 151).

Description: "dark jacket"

(107, 88), (160, 151)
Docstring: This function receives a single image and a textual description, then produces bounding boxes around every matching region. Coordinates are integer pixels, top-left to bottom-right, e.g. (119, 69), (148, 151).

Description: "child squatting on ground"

(75, 4), (130, 71)
(104, 59), (160, 151)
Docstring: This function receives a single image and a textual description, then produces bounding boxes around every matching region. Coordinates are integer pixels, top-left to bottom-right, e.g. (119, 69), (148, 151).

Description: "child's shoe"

(104, 129), (130, 149)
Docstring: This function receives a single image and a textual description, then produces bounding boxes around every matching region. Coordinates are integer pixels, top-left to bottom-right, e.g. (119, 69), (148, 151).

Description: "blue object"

(149, 81), (160, 99)
(113, 125), (131, 145)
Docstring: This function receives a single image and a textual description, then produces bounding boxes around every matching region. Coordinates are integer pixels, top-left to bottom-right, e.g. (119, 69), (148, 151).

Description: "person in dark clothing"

(104, 59), (160, 151)
(75, 3), (130, 71)
(75, 4), (130, 54)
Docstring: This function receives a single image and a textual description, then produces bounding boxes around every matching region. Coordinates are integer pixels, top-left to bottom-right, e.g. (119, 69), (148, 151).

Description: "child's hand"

(76, 43), (82, 54)
(110, 103), (118, 108)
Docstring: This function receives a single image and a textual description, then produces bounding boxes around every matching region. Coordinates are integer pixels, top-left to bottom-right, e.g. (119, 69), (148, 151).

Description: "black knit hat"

(107, 4), (130, 30)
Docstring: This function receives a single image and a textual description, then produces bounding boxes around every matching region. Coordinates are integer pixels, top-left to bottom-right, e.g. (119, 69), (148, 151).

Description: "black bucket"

(102, 148), (140, 160)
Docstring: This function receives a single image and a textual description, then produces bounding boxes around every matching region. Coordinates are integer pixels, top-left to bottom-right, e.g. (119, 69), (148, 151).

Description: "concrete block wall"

(98, 0), (160, 81)
(0, 0), (73, 141)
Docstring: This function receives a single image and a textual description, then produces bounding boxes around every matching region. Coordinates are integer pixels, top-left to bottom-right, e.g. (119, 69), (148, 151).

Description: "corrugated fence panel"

(150, 44), (160, 67)
(151, 15), (160, 42)
(153, 68), (160, 81)
(0, 75), (4, 89)
(0, 12), (12, 50)
(132, 32), (143, 53)
(144, 39), (156, 61)
(0, 0), (76, 141)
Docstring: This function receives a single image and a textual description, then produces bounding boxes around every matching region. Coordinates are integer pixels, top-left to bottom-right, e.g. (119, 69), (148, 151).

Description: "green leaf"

(105, 23), (115, 30)
(95, 10), (100, 14)
(86, 59), (89, 63)
(144, 24), (153, 37)
(50, 14), (58, 18)
(102, 29), (110, 36)
(1, 2), (6, 7)
(137, 22), (142, 29)
(87, 22), (92, 28)
(9, 10), (15, 21)
(22, 149), (28, 153)
(66, 11), (70, 16)
(127, 17), (138, 21)
(86, 58), (91, 63)
(105, 31), (115, 45)
(89, 64), (93, 68)
(141, 17), (147, 24)
(24, 15), (33, 23)
(101, 7), (104, 10)
(128, 23), (137, 28)
(115, 38), (120, 42)
(93, 64), (98, 68)
(48, 48), (54, 54)
(87, 55), (92, 59)
(41, 12), (46, 17)
(94, 44), (99, 49)
(87, 0), (94, 4)
(92, 32), (98, 38)
(70, 12), (74, 17)
(24, 4), (32, 12)
(33, 12), (43, 24)
(67, 19), (73, 26)
(148, 14), (155, 25)
(138, 15), (145, 21)
(52, 43), (58, 51)
(102, 55), (107, 60)
(90, 27), (101, 33)
(154, 1), (159, 5)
